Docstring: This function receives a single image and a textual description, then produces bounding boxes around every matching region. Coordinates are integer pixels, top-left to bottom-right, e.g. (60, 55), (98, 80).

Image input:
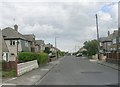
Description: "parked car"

(49, 53), (56, 58)
(76, 53), (82, 57)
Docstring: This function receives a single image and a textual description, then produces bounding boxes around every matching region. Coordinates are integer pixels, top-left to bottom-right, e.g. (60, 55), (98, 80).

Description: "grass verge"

(2, 69), (16, 77)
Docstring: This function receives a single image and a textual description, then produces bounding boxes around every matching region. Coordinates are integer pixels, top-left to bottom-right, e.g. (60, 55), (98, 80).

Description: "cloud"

(0, 0), (118, 52)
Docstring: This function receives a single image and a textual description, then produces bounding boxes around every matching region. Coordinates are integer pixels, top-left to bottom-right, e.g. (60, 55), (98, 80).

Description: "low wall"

(17, 60), (38, 76)
(50, 57), (56, 61)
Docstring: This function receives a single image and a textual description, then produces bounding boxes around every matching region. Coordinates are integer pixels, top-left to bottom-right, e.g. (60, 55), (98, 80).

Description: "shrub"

(18, 52), (48, 65)
(18, 52), (36, 62)
(37, 53), (48, 65)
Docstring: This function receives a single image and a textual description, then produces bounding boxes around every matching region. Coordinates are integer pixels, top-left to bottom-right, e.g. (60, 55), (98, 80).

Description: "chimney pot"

(14, 24), (18, 31)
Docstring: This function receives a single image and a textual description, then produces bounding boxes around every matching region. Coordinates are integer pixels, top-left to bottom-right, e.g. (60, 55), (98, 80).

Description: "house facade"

(23, 34), (36, 52)
(100, 30), (119, 63)
(2, 25), (31, 61)
(35, 40), (45, 52)
(2, 36), (10, 61)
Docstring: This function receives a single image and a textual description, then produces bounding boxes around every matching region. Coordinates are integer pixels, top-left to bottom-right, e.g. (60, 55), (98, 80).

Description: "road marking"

(89, 59), (97, 62)
(40, 69), (49, 71)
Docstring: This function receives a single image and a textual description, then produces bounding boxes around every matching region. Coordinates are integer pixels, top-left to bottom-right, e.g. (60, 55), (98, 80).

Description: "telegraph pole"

(95, 14), (100, 60)
(55, 37), (58, 59)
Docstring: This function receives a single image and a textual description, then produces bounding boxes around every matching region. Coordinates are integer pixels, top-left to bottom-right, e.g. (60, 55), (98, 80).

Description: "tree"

(83, 40), (99, 56)
(44, 47), (51, 54)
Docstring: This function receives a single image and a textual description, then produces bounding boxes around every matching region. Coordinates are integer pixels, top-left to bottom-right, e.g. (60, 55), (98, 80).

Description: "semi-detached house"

(2, 25), (31, 61)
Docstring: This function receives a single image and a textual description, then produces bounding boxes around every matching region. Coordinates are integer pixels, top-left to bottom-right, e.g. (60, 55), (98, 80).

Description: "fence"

(2, 61), (17, 70)
(106, 53), (120, 64)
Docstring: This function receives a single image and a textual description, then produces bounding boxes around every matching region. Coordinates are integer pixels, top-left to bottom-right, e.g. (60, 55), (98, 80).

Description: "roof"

(100, 30), (118, 42)
(2, 27), (26, 40)
(108, 30), (118, 39)
(36, 40), (45, 45)
(23, 34), (35, 42)
(2, 36), (9, 52)
(100, 37), (112, 42)
(50, 47), (60, 51)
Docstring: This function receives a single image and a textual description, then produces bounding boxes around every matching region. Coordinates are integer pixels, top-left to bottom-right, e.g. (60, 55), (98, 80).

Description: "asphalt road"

(37, 56), (118, 85)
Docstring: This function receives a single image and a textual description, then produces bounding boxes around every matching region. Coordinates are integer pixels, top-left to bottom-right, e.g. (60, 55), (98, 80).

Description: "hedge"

(18, 52), (48, 65)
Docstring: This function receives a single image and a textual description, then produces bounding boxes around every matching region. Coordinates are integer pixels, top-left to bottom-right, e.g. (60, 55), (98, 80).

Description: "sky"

(0, 0), (119, 52)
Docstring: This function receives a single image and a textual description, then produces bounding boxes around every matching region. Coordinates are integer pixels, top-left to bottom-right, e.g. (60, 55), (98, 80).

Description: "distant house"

(45, 43), (53, 48)
(78, 47), (87, 53)
(35, 40), (45, 52)
(23, 34), (36, 52)
(2, 25), (31, 61)
(50, 47), (60, 53)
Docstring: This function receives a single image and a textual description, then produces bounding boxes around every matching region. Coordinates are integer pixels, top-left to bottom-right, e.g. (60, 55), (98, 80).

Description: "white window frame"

(25, 41), (29, 47)
(113, 39), (116, 44)
(10, 40), (16, 45)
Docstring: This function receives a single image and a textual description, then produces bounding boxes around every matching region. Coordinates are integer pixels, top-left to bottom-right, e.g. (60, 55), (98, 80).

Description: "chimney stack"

(14, 24), (18, 31)
(108, 31), (110, 36)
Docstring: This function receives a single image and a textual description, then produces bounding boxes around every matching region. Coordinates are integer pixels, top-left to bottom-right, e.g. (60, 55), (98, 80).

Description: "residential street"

(36, 56), (118, 85)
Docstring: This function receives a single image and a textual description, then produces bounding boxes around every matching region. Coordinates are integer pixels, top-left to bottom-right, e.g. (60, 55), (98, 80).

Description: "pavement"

(89, 59), (119, 71)
(2, 59), (60, 85)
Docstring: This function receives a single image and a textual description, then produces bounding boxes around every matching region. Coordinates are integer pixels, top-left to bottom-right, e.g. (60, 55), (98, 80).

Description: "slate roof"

(100, 30), (118, 42)
(23, 34), (35, 42)
(2, 27), (26, 40)
(36, 40), (45, 45)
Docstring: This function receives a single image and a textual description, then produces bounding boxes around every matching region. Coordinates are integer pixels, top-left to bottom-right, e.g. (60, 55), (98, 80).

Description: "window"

(10, 40), (16, 45)
(107, 42), (111, 46)
(6, 53), (9, 61)
(25, 41), (28, 47)
(113, 39), (116, 44)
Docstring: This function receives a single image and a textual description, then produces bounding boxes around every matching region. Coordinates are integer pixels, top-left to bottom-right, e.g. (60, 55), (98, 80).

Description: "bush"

(18, 52), (48, 65)
(37, 53), (48, 65)
(18, 52), (36, 62)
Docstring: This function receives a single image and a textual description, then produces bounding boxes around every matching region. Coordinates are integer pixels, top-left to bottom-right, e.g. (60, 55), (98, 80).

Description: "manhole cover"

(81, 71), (103, 74)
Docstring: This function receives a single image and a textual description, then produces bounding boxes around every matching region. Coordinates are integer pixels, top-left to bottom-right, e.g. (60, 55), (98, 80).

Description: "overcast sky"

(0, 0), (119, 52)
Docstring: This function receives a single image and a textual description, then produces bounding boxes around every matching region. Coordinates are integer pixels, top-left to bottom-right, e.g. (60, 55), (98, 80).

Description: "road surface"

(37, 56), (118, 85)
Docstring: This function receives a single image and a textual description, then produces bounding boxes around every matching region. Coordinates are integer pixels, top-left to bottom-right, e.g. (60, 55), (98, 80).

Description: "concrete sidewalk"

(97, 61), (119, 71)
(89, 59), (119, 70)
(2, 60), (59, 85)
